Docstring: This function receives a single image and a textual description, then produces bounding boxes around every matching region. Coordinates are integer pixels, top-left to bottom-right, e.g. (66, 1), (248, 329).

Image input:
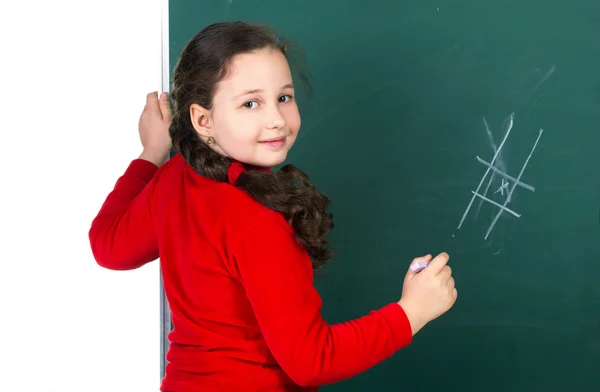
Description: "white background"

(0, 1), (164, 390)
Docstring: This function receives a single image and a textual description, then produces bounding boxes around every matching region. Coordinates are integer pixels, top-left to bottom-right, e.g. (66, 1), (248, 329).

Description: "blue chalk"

(410, 261), (430, 273)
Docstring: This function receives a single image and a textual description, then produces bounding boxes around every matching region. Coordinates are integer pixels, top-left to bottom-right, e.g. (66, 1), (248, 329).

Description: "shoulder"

(208, 180), (300, 253)
(215, 181), (292, 234)
(179, 164), (293, 242)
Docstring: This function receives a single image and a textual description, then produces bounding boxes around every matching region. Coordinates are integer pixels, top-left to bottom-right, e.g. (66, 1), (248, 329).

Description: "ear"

(189, 103), (212, 138)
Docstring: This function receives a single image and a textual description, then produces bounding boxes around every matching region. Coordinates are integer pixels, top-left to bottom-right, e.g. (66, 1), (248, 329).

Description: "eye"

(243, 101), (258, 109)
(278, 95), (293, 103)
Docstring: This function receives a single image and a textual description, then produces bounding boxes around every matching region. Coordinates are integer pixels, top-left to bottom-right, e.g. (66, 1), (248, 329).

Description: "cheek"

(213, 110), (247, 142)
(212, 109), (261, 157)
(284, 105), (301, 135)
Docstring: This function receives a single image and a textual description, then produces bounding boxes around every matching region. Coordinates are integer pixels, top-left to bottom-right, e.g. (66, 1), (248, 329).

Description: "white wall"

(0, 1), (163, 391)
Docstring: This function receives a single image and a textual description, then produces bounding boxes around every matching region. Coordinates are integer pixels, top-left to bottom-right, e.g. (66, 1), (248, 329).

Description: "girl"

(90, 21), (457, 391)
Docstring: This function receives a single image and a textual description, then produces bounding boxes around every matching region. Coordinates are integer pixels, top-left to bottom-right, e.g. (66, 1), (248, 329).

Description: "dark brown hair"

(169, 21), (334, 268)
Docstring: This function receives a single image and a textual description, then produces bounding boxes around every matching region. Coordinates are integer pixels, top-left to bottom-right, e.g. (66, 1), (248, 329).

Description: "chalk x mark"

(494, 178), (509, 196)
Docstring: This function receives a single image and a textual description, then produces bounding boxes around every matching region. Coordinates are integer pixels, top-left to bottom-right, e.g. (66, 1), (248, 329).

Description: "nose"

(266, 104), (286, 130)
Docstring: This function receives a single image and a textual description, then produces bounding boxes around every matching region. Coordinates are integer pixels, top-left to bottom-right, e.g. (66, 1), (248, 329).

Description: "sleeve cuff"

(379, 302), (413, 349)
(126, 159), (160, 182)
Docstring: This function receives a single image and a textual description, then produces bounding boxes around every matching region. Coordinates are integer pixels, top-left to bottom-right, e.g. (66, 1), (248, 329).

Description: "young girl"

(90, 21), (457, 391)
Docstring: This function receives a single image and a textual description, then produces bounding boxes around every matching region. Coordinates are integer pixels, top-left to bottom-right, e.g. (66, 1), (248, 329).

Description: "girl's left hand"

(138, 91), (173, 167)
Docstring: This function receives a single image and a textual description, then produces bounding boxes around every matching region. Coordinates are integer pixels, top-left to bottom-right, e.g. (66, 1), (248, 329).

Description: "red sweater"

(89, 154), (413, 391)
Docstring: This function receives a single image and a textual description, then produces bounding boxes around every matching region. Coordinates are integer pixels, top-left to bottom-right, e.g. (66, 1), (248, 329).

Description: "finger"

(452, 288), (458, 299)
(158, 92), (172, 121)
(447, 276), (455, 288)
(426, 252), (449, 275)
(437, 265), (452, 281)
(405, 254), (432, 280)
(146, 91), (159, 112)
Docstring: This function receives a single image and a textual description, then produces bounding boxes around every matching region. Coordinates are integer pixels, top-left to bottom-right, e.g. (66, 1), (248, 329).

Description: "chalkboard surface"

(167, 1), (600, 390)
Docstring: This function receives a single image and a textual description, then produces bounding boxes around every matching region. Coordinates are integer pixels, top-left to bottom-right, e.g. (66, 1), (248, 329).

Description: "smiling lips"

(258, 136), (286, 148)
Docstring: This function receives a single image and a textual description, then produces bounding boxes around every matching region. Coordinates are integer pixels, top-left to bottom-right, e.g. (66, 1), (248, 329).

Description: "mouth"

(258, 136), (286, 147)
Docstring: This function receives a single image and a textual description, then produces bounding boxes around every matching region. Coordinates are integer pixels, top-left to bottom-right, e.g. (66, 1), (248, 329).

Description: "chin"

(264, 156), (287, 167)
(258, 152), (288, 168)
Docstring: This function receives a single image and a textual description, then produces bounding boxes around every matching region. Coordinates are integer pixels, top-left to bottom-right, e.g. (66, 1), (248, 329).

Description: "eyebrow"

(235, 83), (294, 98)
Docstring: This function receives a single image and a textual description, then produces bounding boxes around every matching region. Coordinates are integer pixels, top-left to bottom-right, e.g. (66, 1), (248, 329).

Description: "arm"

(89, 91), (173, 270)
(88, 158), (159, 270)
(232, 211), (413, 387)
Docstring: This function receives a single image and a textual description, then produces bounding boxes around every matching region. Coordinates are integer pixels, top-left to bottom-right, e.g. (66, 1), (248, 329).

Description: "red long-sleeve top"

(89, 153), (413, 391)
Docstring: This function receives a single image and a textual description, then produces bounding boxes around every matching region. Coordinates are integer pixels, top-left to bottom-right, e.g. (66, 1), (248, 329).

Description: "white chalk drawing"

(456, 113), (543, 239)
(494, 178), (509, 196)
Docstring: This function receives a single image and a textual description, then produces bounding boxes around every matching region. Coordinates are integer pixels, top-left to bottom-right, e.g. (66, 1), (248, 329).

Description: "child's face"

(208, 48), (301, 167)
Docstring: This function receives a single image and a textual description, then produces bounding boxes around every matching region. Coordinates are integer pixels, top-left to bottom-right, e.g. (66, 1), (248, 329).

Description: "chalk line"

(471, 191), (521, 218)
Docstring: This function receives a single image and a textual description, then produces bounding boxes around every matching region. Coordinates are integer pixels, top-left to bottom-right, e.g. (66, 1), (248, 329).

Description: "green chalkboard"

(167, 1), (600, 390)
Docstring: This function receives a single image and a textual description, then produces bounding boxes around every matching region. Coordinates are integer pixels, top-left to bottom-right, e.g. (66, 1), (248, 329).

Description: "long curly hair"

(168, 21), (334, 268)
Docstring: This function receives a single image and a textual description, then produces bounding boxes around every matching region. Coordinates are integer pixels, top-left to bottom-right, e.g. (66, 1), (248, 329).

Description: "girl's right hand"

(397, 252), (457, 335)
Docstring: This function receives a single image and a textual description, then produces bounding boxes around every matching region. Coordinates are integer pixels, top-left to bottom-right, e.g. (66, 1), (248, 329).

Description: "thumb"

(158, 92), (172, 121)
(405, 254), (432, 281)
